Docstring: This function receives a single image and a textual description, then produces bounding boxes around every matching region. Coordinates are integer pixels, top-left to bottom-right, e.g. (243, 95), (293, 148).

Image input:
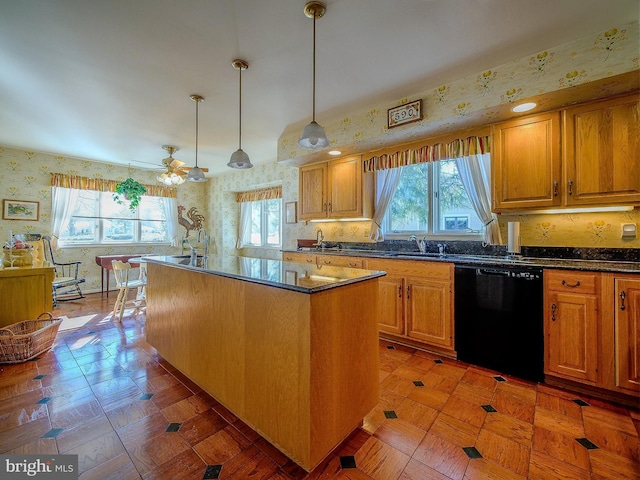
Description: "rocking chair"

(41, 235), (86, 305)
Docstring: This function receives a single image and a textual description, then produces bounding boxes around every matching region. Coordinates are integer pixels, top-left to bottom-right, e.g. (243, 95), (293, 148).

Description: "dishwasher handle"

(476, 268), (511, 277)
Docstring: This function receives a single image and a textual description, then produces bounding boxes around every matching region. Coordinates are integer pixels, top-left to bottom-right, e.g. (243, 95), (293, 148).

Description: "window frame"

(383, 161), (485, 240)
(57, 189), (173, 247)
(247, 198), (282, 249)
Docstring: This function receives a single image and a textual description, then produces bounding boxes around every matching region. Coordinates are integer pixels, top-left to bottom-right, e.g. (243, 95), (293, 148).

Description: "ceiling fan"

(156, 145), (208, 186)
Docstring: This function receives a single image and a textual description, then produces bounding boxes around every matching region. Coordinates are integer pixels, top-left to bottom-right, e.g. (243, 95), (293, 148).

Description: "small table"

(95, 254), (146, 297)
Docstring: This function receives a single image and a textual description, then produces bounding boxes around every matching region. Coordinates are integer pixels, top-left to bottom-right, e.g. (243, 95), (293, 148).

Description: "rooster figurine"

(178, 205), (205, 237)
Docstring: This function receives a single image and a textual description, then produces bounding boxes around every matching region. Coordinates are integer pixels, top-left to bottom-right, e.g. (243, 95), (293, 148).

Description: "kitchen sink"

(397, 252), (446, 258)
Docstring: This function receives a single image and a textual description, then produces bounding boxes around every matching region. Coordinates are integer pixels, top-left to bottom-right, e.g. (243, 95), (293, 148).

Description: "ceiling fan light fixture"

(188, 94), (208, 182)
(228, 59), (253, 169)
(299, 1), (329, 150)
(158, 145), (186, 186)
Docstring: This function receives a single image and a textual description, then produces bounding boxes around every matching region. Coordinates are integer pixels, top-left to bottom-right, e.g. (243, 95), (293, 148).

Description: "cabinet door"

(492, 112), (561, 212)
(299, 163), (327, 220)
(378, 275), (405, 336)
(327, 156), (362, 218)
(405, 276), (454, 350)
(545, 291), (598, 384)
(564, 95), (640, 206)
(614, 278), (640, 392)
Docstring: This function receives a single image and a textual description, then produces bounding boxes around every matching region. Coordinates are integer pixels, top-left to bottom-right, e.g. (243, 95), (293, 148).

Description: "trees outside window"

(385, 160), (484, 236)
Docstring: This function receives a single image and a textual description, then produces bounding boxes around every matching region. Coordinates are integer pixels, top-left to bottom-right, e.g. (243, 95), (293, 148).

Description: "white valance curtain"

(364, 135), (501, 245)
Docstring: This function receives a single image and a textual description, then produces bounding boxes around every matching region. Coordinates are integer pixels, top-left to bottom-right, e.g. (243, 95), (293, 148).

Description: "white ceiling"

(1, 0), (637, 177)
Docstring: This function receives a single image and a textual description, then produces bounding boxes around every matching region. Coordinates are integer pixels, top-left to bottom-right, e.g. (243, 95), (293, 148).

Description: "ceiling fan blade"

(169, 159), (185, 169)
(183, 166), (209, 172)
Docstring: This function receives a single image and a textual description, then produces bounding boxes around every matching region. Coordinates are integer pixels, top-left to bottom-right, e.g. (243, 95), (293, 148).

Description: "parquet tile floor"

(1, 293), (638, 479)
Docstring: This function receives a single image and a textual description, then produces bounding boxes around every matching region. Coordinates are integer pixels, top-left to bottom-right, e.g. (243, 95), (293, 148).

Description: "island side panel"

(145, 263), (247, 414)
(242, 281), (312, 468)
(145, 262), (315, 469)
(309, 278), (380, 469)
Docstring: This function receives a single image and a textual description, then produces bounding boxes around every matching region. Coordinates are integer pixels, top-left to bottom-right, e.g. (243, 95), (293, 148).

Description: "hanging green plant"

(113, 178), (147, 211)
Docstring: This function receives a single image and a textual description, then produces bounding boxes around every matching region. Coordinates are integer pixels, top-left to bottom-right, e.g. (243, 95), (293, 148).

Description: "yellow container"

(2, 248), (34, 267)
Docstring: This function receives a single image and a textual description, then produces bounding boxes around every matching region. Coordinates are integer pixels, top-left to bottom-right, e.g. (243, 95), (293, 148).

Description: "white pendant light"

(187, 94), (208, 182)
(228, 59), (253, 169)
(298, 1), (329, 150)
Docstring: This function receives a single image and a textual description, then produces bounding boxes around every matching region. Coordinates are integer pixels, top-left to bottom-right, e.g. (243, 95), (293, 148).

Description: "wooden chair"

(41, 235), (85, 305)
(111, 260), (146, 322)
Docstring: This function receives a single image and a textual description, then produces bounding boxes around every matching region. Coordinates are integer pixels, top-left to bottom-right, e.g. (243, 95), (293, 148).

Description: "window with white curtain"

(384, 159), (485, 237)
(247, 198), (282, 247)
(58, 189), (172, 246)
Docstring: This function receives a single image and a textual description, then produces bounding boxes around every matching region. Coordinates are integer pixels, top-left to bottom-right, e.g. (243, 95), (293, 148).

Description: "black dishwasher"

(454, 264), (544, 382)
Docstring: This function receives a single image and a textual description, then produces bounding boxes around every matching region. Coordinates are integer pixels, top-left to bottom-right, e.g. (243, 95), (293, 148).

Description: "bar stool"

(111, 260), (146, 322)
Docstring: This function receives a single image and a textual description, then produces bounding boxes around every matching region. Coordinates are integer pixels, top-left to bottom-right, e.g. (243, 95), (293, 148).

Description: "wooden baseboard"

(545, 376), (640, 410)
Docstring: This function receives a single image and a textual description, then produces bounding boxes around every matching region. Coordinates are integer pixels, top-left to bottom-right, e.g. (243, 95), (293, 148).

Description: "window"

(59, 189), (171, 246)
(248, 198), (281, 247)
(385, 159), (484, 236)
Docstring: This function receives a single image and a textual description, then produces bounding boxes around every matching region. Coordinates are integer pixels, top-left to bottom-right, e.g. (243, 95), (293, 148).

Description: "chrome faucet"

(437, 243), (447, 256)
(409, 235), (427, 253)
(189, 228), (210, 266)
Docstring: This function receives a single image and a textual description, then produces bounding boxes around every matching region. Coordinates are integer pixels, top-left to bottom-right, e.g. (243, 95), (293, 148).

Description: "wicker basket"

(0, 312), (63, 364)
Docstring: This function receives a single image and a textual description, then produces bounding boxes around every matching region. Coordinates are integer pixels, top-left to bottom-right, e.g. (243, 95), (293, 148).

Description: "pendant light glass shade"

(298, 120), (328, 149)
(299, 2), (329, 150)
(188, 94), (208, 182)
(228, 148), (252, 169)
(228, 59), (253, 169)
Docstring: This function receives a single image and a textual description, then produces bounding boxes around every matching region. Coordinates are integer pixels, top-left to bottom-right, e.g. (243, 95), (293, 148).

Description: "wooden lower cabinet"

(282, 252), (316, 264)
(367, 258), (454, 354)
(406, 276), (453, 349)
(545, 269), (640, 404)
(611, 275), (640, 393)
(377, 274), (405, 336)
(544, 284), (599, 384)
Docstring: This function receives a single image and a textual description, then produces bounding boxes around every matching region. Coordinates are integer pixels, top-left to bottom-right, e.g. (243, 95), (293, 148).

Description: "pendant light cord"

(238, 67), (243, 149)
(194, 99), (199, 168)
(312, 12), (317, 122)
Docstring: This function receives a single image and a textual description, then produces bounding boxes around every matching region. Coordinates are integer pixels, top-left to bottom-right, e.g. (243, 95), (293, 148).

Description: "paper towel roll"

(508, 222), (521, 254)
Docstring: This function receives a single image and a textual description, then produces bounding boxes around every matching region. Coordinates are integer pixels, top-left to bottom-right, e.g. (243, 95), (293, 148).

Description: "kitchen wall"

(212, 20), (640, 255)
(279, 20), (639, 163)
(0, 146), (208, 293)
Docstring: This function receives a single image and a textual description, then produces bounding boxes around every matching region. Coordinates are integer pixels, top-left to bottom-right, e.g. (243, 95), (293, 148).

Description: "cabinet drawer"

(317, 255), (363, 269)
(367, 259), (452, 279)
(282, 252), (316, 264)
(544, 269), (599, 294)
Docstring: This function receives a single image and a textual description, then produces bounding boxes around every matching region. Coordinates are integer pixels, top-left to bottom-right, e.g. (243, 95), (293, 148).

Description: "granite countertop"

(286, 248), (640, 274)
(143, 255), (385, 294)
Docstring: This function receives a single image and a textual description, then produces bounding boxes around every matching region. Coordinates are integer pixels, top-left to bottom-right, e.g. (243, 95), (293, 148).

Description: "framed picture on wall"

(2, 199), (40, 221)
(285, 202), (297, 224)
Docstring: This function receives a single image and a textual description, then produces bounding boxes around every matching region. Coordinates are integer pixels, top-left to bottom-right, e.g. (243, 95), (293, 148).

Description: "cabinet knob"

(561, 280), (580, 288)
(306, 258), (313, 263)
(553, 181), (558, 197)
(568, 179), (573, 196)
(620, 290), (626, 311)
(551, 303), (557, 321)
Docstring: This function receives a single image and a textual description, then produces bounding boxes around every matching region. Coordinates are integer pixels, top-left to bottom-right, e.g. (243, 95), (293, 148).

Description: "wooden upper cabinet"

(492, 112), (561, 212)
(299, 155), (373, 221)
(299, 163), (327, 219)
(563, 94), (640, 206)
(327, 156), (362, 218)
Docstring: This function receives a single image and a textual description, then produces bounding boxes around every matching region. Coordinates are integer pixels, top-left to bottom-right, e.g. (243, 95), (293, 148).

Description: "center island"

(144, 255), (384, 472)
